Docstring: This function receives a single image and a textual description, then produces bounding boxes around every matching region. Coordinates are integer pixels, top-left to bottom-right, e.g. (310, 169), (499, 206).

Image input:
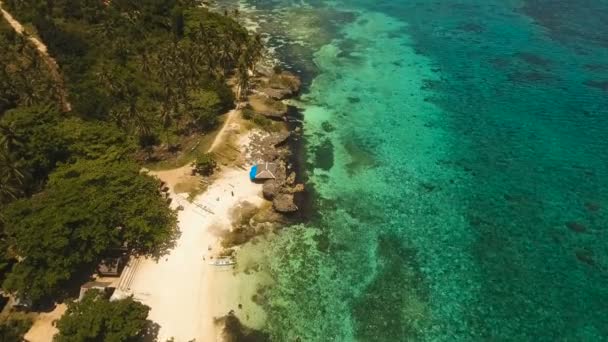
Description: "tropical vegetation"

(54, 290), (151, 342)
(192, 153), (217, 176)
(0, 0), (262, 312)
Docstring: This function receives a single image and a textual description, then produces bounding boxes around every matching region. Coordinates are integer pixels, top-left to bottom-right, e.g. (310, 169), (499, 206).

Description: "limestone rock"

(248, 94), (288, 119)
(286, 172), (296, 185)
(267, 132), (291, 147)
(263, 180), (279, 200)
(259, 71), (302, 100)
(273, 194), (298, 213)
(287, 184), (305, 194)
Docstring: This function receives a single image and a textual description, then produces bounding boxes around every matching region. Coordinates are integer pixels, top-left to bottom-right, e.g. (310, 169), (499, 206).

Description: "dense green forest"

(0, 0), (261, 317)
(54, 290), (152, 341)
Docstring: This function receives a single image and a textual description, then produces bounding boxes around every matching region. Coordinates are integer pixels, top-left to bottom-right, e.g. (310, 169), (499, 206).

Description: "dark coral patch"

(421, 79), (442, 91)
(352, 236), (429, 341)
(575, 249), (595, 266)
(456, 22), (484, 33)
(584, 80), (608, 91)
(344, 138), (378, 175)
(321, 121), (335, 133)
(489, 57), (510, 69)
(313, 138), (334, 171)
(347, 96), (361, 104)
(584, 202), (601, 212)
(583, 64), (608, 72)
(566, 221), (587, 233)
(508, 71), (555, 83)
(514, 52), (552, 67)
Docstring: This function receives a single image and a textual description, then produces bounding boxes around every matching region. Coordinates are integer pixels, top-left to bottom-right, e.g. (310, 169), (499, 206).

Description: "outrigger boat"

(207, 257), (235, 266)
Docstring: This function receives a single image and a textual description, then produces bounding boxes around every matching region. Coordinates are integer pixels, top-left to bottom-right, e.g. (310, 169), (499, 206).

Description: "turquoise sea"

(225, 0), (608, 340)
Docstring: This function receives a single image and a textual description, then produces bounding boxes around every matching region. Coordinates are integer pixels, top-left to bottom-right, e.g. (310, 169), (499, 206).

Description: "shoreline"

(108, 66), (303, 340)
(19, 2), (309, 339)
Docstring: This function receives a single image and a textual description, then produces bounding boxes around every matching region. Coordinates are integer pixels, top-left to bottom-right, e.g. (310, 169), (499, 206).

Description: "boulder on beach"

(273, 194), (298, 213)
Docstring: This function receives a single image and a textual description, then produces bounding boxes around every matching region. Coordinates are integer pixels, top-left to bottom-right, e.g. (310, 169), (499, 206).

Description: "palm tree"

(0, 148), (24, 201)
(139, 47), (152, 74)
(0, 122), (23, 153)
(236, 54), (250, 101)
(159, 101), (173, 148)
(0, 176), (21, 202)
(247, 34), (264, 75)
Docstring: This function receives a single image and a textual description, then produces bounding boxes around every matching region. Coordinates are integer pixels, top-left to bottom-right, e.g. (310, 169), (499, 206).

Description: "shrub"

(193, 153), (216, 176)
(242, 108), (255, 120)
(0, 313), (32, 342)
(54, 290), (150, 342)
(252, 114), (275, 131)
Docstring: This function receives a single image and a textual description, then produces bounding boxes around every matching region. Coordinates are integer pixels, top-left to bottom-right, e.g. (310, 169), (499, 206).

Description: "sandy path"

(23, 304), (66, 342)
(0, 1), (71, 112)
(208, 108), (239, 153)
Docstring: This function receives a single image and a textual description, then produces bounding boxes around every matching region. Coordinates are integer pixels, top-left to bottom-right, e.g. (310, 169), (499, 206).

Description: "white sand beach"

(111, 116), (269, 341)
(23, 113), (271, 342)
(115, 168), (263, 341)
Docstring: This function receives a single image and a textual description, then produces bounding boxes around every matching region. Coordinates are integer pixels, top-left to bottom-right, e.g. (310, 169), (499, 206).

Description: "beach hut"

(249, 163), (277, 181)
(97, 257), (123, 277)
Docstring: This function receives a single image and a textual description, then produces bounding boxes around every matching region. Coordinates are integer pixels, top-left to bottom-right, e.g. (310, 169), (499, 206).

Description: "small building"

(12, 297), (32, 311)
(249, 163), (277, 181)
(97, 257), (123, 277)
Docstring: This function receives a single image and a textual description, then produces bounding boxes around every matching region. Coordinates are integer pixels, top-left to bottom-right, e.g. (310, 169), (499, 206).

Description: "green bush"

(55, 290), (150, 342)
(0, 315), (32, 342)
(252, 114), (273, 130)
(242, 108), (255, 120)
(193, 153), (216, 176)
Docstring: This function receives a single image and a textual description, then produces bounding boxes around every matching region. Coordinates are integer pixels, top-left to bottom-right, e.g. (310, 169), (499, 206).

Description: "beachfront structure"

(249, 163), (277, 181)
(78, 281), (112, 301)
(97, 257), (123, 277)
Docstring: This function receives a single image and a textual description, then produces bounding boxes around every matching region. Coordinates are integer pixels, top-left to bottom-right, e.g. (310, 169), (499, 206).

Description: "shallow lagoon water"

(223, 0), (608, 340)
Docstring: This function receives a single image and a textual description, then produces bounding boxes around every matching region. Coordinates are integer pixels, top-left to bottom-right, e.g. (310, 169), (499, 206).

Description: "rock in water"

(273, 194), (298, 213)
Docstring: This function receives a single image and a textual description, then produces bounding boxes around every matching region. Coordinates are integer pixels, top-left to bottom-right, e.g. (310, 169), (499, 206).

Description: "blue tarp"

(249, 165), (258, 181)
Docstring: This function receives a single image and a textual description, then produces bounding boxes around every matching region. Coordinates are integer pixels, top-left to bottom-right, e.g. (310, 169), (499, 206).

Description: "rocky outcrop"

(247, 132), (292, 163)
(267, 132), (291, 147)
(273, 194), (298, 213)
(285, 183), (305, 194)
(248, 94), (288, 119)
(264, 179), (303, 201)
(258, 71), (301, 100)
(263, 180), (279, 200)
(246, 68), (304, 214)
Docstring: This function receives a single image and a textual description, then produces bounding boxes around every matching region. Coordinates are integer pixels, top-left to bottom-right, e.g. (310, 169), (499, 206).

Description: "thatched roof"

(251, 163), (277, 180)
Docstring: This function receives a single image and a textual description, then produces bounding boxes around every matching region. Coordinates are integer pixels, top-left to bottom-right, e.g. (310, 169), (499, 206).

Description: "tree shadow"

(217, 311), (269, 342)
(139, 320), (160, 342)
(146, 226), (182, 262)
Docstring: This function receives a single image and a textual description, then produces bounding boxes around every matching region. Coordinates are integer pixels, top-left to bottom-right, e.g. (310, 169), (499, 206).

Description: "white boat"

(207, 257), (235, 266)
